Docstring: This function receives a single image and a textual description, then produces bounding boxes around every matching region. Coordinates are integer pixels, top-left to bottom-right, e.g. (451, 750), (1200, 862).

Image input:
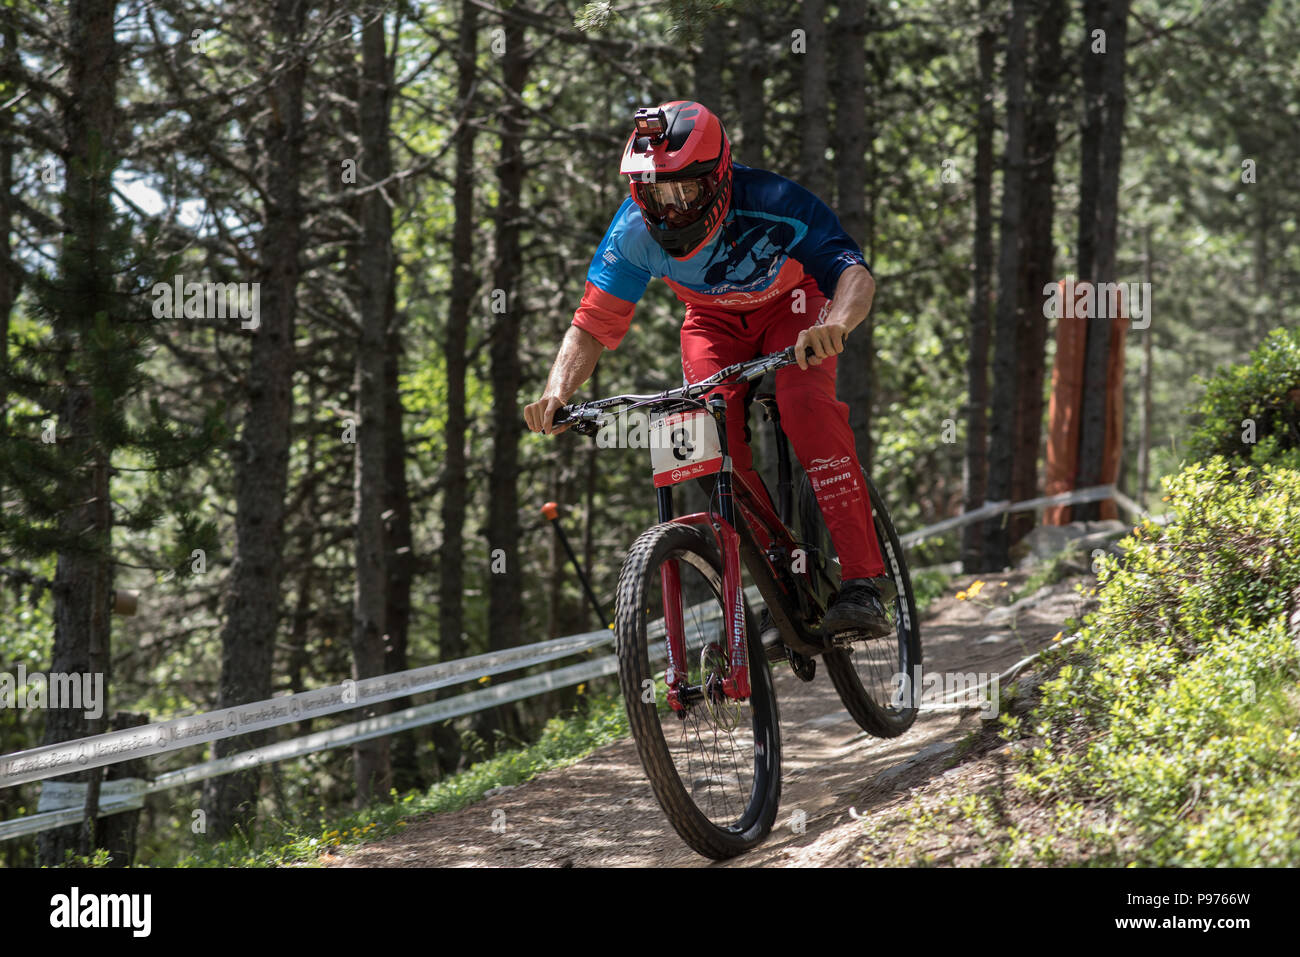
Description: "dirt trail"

(321, 569), (1094, 868)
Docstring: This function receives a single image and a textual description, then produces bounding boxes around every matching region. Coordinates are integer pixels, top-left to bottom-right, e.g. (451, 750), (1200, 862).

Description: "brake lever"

(552, 404), (601, 437)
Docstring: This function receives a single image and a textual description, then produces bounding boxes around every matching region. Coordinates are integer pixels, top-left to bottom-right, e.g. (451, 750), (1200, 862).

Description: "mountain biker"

(524, 100), (891, 639)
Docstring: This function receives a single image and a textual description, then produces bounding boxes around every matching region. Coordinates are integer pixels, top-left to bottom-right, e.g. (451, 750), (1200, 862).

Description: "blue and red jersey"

(572, 164), (870, 349)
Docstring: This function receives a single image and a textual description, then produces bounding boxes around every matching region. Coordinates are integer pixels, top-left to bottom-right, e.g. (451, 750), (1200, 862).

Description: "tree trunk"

(38, 0), (118, 868)
(1077, 0), (1104, 283)
(203, 0), (308, 840)
(1009, 0), (1066, 545)
(834, 0), (874, 470)
(1137, 225), (1153, 503)
(99, 712), (149, 867)
(383, 321), (419, 791)
(350, 5), (394, 806)
(736, 17), (766, 164)
(1075, 0), (1130, 520)
(435, 0), (479, 775)
(1252, 182), (1269, 343)
(0, 17), (16, 435)
(981, 0), (1027, 571)
(546, 472), (567, 640)
(692, 11), (723, 111)
(581, 364), (600, 630)
(961, 0), (996, 573)
(480, 12), (529, 747)
(798, 0), (830, 201)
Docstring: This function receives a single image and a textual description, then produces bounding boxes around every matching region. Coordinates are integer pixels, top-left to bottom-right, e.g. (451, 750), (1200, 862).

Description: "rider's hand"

(794, 320), (851, 370)
(524, 394), (571, 435)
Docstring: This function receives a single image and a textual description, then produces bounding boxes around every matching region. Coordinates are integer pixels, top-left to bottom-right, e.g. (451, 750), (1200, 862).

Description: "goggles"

(638, 177), (710, 221)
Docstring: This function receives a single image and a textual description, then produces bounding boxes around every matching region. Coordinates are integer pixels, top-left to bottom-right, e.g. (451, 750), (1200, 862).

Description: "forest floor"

(318, 568), (1098, 868)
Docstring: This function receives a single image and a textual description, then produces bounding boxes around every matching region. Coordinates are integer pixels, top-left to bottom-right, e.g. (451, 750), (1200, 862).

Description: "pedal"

(785, 646), (816, 681)
(759, 609), (783, 662)
(829, 626), (891, 646)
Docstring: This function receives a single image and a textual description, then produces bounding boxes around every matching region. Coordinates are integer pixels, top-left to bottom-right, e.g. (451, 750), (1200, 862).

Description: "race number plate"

(651, 411), (724, 488)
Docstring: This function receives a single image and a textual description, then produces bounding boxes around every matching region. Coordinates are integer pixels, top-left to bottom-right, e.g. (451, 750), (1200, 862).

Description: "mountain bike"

(554, 346), (922, 859)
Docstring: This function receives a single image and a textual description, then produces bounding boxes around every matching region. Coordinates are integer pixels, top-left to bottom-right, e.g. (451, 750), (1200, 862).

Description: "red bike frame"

(658, 400), (809, 711)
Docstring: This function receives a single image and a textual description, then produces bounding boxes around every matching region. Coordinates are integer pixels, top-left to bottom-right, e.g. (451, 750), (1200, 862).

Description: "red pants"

(680, 277), (886, 580)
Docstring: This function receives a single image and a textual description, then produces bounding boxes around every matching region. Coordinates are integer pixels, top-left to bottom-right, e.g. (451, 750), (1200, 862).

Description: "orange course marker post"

(1044, 279), (1128, 524)
(539, 501), (610, 628)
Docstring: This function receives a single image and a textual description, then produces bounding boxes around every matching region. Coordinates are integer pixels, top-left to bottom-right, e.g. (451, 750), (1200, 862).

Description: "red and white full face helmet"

(620, 101), (733, 260)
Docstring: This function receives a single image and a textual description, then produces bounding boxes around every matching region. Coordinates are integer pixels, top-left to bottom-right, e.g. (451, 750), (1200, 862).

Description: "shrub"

(1187, 327), (1300, 470)
(1018, 458), (1300, 864)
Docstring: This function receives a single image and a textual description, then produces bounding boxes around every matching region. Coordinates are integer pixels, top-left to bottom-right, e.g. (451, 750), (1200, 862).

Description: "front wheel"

(615, 521), (782, 859)
(798, 471), (922, 738)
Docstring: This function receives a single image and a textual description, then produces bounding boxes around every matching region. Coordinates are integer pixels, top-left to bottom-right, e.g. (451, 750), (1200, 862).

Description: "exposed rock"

(873, 739), (958, 787)
(984, 589), (1050, 625)
(1013, 520), (1129, 569)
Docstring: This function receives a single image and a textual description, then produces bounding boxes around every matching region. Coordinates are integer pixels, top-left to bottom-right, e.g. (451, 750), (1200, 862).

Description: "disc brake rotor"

(700, 642), (742, 733)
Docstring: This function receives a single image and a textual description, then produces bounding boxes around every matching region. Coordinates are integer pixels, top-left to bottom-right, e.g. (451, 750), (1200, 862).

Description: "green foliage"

(1186, 327), (1300, 471)
(575, 0), (751, 38)
(864, 459), (1300, 866)
(1012, 542), (1085, 602)
(57, 848), (113, 868)
(909, 565), (952, 618)
(1015, 459), (1300, 865)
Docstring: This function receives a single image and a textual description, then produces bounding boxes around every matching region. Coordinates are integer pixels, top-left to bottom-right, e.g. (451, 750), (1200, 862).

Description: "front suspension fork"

(660, 396), (751, 711)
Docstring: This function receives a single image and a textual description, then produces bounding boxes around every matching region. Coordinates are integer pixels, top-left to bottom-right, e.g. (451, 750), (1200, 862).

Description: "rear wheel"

(615, 521), (782, 859)
(798, 471), (921, 737)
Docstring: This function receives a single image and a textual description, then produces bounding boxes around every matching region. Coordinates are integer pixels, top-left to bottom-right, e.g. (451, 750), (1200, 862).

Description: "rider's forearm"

(543, 325), (606, 402)
(825, 264), (875, 334)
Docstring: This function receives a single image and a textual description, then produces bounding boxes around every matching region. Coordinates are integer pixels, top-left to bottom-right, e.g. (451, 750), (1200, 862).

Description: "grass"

(910, 565), (954, 618)
(1012, 542), (1087, 602)
(158, 692), (630, 868)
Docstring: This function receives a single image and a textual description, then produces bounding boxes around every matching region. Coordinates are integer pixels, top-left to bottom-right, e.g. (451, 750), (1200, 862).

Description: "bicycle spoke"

(653, 550), (757, 830)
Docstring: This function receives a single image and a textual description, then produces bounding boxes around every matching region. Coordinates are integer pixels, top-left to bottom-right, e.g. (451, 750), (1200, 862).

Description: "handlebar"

(552, 345), (817, 437)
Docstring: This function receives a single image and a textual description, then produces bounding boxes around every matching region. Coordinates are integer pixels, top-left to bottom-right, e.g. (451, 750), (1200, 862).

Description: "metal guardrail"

(0, 483), (1141, 840)
(897, 483), (1146, 547)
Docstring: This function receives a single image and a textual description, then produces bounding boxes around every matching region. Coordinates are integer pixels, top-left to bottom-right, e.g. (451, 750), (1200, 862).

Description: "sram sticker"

(650, 411), (723, 487)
